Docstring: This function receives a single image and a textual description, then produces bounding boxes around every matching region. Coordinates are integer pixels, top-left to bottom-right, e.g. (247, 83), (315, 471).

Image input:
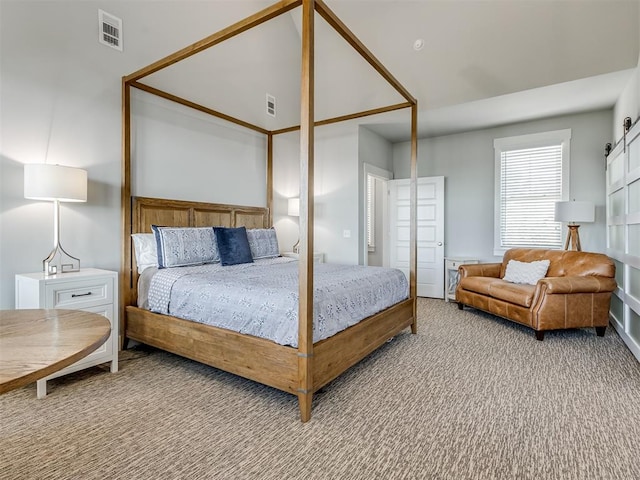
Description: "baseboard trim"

(611, 319), (640, 362)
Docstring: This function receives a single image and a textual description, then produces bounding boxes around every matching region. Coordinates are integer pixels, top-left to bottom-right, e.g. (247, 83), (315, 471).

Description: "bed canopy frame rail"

(122, 0), (418, 422)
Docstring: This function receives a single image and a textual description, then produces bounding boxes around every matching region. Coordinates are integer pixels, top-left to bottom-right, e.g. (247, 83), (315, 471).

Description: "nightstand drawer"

(46, 277), (113, 309)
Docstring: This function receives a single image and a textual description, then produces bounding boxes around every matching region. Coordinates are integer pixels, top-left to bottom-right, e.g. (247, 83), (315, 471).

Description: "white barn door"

(389, 176), (445, 298)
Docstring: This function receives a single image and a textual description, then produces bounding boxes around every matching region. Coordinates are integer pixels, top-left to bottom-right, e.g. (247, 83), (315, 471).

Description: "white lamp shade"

(288, 197), (300, 217)
(24, 164), (87, 202)
(554, 200), (594, 223)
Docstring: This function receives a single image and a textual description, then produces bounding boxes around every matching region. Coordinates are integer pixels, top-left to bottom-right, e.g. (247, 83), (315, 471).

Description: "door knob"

(437, 242), (443, 246)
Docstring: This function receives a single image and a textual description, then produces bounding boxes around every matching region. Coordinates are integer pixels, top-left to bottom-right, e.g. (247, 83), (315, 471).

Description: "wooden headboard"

(131, 196), (270, 234)
(123, 196), (270, 315)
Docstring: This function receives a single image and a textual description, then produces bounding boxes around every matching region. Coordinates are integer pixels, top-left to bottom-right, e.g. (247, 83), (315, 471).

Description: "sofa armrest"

(537, 276), (617, 294)
(458, 263), (502, 279)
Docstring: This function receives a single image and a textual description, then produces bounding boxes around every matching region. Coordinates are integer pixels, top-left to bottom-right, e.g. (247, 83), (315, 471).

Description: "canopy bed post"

(410, 103), (418, 333)
(267, 133), (274, 227)
(121, 79), (132, 348)
(297, 0), (315, 423)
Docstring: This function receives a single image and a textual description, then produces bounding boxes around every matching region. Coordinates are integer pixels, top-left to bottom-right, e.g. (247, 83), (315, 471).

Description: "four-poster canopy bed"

(121, 0), (418, 422)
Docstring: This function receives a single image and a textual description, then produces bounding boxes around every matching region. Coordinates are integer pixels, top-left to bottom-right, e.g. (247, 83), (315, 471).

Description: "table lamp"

(554, 200), (594, 251)
(24, 164), (88, 274)
(288, 197), (300, 253)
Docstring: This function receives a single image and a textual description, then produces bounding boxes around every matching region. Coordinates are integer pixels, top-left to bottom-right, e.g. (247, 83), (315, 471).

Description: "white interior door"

(389, 176), (445, 298)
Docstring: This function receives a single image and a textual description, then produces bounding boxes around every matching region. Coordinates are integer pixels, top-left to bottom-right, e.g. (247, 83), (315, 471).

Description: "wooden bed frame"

(122, 0), (418, 422)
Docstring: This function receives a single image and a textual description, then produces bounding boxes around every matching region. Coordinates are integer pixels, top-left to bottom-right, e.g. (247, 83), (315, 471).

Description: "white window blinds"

(499, 145), (563, 249)
(494, 129), (570, 255)
(367, 175), (375, 251)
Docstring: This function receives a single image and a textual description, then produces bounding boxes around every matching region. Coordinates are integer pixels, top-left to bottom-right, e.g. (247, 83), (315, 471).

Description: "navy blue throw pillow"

(214, 226), (254, 266)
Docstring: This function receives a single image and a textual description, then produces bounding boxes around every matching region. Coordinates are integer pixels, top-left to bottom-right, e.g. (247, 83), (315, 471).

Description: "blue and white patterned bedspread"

(148, 257), (408, 347)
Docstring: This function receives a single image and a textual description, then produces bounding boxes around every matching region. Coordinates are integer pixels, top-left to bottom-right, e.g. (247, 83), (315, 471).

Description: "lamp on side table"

(24, 163), (88, 275)
(288, 197), (300, 254)
(554, 200), (595, 251)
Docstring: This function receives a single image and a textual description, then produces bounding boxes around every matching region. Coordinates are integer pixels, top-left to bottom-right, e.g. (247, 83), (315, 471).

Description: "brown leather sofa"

(456, 248), (617, 340)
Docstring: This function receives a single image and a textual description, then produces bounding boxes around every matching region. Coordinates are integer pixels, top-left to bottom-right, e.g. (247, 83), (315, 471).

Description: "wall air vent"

(98, 9), (123, 51)
(266, 94), (276, 117)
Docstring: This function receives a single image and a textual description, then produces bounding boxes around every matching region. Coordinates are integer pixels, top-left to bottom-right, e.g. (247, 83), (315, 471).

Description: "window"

(494, 129), (570, 256)
(367, 175), (376, 252)
(363, 163), (391, 262)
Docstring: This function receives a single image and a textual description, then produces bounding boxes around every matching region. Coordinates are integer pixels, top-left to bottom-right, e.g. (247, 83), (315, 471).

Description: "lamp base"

(563, 224), (582, 251)
(44, 244), (80, 275)
(292, 239), (300, 254)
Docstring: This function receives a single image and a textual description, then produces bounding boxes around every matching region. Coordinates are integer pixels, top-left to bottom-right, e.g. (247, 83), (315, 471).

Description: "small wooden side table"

(0, 309), (110, 395)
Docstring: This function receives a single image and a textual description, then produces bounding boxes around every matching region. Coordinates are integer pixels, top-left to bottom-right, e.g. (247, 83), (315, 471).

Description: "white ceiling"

(134, 0), (639, 141)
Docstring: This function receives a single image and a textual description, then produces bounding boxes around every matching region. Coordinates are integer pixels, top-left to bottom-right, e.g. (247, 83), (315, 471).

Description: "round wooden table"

(0, 309), (111, 395)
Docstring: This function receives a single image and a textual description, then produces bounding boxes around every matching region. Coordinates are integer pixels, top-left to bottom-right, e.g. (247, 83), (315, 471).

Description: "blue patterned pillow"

(214, 226), (254, 266)
(152, 226), (219, 268)
(246, 228), (280, 259)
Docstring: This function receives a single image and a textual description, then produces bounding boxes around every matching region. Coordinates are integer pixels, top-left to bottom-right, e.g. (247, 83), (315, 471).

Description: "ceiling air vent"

(266, 94), (276, 117)
(98, 9), (122, 51)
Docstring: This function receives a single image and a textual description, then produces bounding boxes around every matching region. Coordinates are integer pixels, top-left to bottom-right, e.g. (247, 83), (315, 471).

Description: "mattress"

(140, 257), (408, 347)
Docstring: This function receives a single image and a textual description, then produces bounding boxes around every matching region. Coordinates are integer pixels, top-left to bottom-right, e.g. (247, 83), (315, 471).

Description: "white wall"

(0, 0), (373, 311)
(613, 16), (640, 141)
(273, 123), (362, 265)
(271, 132), (301, 256)
(0, 2), (270, 309)
(393, 109), (613, 262)
(132, 91), (266, 205)
(271, 124), (398, 266)
(357, 126), (394, 264)
(1, 1), (125, 309)
(614, 68), (639, 141)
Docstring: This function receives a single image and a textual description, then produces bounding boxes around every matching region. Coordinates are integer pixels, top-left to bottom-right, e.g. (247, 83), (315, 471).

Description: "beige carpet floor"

(2, 298), (640, 480)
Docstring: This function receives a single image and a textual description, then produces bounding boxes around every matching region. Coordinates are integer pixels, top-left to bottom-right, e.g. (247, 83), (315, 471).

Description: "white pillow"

(502, 259), (550, 285)
(131, 233), (158, 273)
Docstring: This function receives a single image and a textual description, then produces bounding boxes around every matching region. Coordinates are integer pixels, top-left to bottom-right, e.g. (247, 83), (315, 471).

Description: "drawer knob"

(71, 292), (93, 298)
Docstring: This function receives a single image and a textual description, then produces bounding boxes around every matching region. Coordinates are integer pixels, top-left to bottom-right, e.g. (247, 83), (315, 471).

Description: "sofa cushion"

(459, 276), (501, 296)
(459, 277), (535, 308)
(557, 251), (616, 277)
(488, 282), (536, 308)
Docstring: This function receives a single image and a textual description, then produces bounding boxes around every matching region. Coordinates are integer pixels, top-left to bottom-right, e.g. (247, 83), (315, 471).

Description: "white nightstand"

(15, 268), (118, 398)
(444, 258), (479, 302)
(281, 252), (324, 263)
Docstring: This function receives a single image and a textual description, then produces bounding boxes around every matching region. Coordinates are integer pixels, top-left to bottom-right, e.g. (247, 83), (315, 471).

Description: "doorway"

(363, 164), (392, 267)
(389, 176), (445, 298)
